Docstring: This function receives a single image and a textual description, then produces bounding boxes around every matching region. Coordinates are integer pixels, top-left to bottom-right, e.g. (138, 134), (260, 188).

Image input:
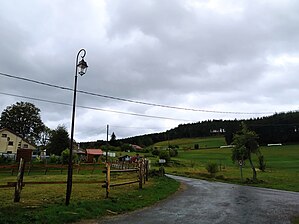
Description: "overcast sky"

(1, 0), (299, 142)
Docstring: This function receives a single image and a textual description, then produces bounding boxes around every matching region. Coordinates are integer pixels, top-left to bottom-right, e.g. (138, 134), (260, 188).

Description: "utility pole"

(106, 124), (109, 163)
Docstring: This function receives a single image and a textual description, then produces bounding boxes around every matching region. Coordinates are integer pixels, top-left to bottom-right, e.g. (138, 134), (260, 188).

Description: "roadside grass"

(150, 140), (299, 192)
(0, 173), (179, 224)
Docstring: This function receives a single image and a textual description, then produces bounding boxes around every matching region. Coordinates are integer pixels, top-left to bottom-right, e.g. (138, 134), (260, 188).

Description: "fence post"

(145, 160), (149, 181)
(138, 161), (143, 189)
(143, 160), (146, 184)
(105, 163), (110, 198)
(14, 158), (25, 202)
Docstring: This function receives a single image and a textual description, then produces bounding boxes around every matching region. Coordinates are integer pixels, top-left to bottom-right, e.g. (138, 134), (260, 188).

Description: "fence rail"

(102, 159), (149, 198)
(0, 163), (105, 175)
(0, 159), (150, 203)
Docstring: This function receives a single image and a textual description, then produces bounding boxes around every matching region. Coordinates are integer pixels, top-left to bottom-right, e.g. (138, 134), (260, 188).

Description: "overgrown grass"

(0, 173), (179, 224)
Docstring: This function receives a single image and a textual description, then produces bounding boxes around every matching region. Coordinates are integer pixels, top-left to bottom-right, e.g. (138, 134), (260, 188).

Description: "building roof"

(131, 144), (143, 150)
(86, 149), (103, 155)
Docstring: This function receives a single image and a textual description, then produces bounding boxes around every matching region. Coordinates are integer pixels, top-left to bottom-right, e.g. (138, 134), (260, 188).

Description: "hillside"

(121, 111), (299, 147)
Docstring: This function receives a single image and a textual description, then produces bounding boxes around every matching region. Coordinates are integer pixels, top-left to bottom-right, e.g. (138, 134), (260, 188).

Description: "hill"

(121, 111), (299, 147)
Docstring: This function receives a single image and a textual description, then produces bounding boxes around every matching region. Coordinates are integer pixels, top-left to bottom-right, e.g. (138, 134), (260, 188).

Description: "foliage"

(61, 148), (78, 164)
(169, 149), (178, 157)
(49, 154), (60, 164)
(159, 150), (170, 163)
(194, 144), (199, 149)
(102, 145), (121, 152)
(47, 125), (70, 155)
(110, 132), (118, 146)
(0, 101), (45, 143)
(36, 126), (52, 150)
(0, 155), (13, 164)
(121, 143), (133, 152)
(152, 148), (160, 156)
(205, 162), (219, 175)
(232, 122), (261, 180)
(258, 155), (266, 172)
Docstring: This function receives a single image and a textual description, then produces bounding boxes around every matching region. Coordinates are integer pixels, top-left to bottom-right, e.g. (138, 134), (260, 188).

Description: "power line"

(0, 92), (192, 122)
(0, 71), (273, 115)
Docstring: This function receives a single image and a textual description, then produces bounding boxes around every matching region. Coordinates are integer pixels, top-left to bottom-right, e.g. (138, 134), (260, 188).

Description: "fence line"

(102, 159), (149, 198)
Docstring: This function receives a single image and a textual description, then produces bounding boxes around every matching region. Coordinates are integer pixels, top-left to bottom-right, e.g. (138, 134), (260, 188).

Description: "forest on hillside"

(119, 111), (299, 147)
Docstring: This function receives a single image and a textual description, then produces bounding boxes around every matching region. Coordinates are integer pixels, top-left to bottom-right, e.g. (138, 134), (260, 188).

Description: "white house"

(0, 128), (36, 156)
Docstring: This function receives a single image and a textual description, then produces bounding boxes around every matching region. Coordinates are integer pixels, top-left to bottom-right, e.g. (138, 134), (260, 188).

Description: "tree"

(47, 125), (70, 155)
(159, 150), (170, 163)
(36, 126), (52, 153)
(0, 101), (45, 143)
(232, 122), (261, 181)
(110, 132), (117, 146)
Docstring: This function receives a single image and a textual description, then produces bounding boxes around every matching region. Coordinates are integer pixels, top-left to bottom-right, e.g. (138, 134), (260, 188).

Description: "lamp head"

(77, 58), (88, 76)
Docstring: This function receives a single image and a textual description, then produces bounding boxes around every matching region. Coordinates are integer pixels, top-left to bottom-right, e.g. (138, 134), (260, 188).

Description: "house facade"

(0, 128), (36, 155)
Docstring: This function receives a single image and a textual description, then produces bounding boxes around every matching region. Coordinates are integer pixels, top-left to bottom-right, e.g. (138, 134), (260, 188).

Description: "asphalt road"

(97, 175), (299, 224)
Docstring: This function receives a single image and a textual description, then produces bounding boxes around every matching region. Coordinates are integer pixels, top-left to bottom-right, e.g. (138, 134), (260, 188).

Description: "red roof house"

(86, 149), (103, 163)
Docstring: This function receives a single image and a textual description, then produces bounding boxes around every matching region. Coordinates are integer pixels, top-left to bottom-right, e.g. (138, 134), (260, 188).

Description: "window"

(8, 141), (13, 146)
(1, 134), (7, 138)
(23, 144), (28, 148)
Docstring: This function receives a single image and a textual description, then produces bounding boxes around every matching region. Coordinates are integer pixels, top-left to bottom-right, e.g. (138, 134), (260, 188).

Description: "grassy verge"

(0, 175), (179, 224)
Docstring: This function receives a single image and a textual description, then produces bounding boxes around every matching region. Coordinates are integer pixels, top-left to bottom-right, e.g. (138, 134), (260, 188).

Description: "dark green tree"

(232, 122), (261, 181)
(0, 101), (45, 143)
(47, 125), (70, 155)
(110, 132), (117, 146)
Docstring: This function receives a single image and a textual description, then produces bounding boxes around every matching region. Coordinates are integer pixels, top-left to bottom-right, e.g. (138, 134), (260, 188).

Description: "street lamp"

(66, 49), (88, 206)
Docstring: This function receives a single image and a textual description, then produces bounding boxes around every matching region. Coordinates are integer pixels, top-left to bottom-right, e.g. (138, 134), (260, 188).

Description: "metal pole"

(66, 49), (86, 206)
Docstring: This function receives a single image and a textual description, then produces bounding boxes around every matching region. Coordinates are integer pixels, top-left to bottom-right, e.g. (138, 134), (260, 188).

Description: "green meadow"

(151, 137), (299, 192)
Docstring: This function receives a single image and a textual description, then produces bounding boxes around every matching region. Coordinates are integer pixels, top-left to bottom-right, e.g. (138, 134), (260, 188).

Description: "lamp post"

(66, 49), (88, 206)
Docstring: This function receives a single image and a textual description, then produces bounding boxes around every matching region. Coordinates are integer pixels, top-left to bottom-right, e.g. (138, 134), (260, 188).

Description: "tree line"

(1, 101), (299, 155)
(121, 111), (299, 146)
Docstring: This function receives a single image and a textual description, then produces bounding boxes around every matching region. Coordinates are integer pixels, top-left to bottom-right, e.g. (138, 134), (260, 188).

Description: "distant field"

(151, 137), (299, 192)
(153, 136), (226, 149)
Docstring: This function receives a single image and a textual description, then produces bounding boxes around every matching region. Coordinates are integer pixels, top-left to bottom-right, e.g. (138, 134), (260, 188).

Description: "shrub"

(152, 148), (160, 156)
(194, 144), (199, 149)
(258, 155), (266, 172)
(169, 149), (178, 157)
(205, 162), (219, 175)
(61, 149), (78, 164)
(49, 154), (59, 164)
(159, 150), (170, 163)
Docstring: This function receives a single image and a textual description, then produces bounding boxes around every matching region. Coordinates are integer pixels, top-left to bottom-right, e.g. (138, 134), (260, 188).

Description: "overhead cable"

(0, 71), (273, 115)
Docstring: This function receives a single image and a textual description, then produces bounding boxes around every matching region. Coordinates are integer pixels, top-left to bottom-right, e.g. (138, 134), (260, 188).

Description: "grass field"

(0, 171), (179, 223)
(151, 137), (299, 192)
(154, 136), (226, 149)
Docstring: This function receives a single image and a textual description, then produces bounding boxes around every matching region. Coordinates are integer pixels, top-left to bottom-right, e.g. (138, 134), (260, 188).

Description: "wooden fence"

(0, 159), (150, 202)
(102, 159), (149, 198)
(0, 163), (105, 175)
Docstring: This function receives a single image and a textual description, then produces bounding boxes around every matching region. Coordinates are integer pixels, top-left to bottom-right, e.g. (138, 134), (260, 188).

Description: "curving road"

(98, 175), (299, 224)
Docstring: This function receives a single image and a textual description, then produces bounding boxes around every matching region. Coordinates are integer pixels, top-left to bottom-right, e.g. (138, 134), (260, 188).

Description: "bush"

(61, 149), (78, 164)
(159, 150), (170, 163)
(49, 154), (59, 164)
(169, 149), (178, 157)
(258, 155), (266, 172)
(194, 144), (199, 149)
(152, 148), (160, 156)
(205, 162), (219, 175)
